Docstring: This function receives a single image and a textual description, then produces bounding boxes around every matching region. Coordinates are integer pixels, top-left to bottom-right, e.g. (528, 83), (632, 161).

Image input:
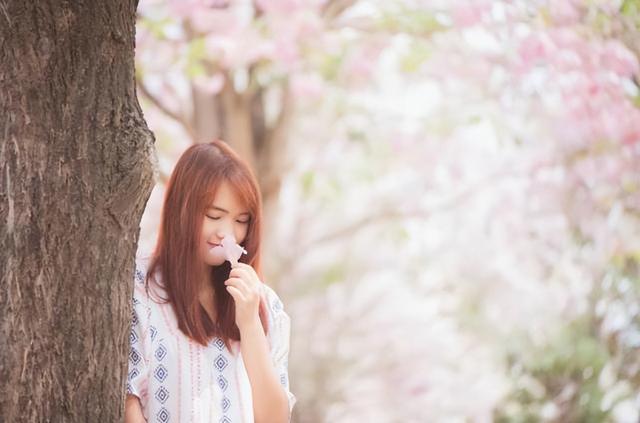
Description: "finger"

(225, 277), (251, 297)
(226, 285), (246, 303)
(229, 267), (250, 281)
(227, 278), (262, 303)
(230, 264), (257, 279)
(229, 268), (260, 290)
(233, 262), (257, 277)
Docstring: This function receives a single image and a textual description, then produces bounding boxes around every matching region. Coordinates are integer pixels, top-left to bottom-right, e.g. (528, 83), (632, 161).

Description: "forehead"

(208, 181), (248, 211)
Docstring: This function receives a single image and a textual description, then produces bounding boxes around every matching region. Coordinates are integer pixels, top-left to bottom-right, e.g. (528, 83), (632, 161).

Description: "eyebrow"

(208, 206), (250, 216)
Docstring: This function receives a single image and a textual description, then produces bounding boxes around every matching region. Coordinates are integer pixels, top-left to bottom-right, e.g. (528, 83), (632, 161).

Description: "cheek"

(235, 225), (249, 243)
(201, 220), (216, 237)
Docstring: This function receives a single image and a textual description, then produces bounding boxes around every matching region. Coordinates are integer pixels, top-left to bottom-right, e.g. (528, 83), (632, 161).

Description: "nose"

(216, 226), (233, 240)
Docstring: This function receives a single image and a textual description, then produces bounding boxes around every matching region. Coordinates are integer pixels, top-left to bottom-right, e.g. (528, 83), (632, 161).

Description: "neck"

(199, 280), (215, 298)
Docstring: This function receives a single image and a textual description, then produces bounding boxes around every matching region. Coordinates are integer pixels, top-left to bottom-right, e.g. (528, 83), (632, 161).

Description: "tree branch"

(136, 78), (198, 141)
(277, 166), (526, 275)
(321, 0), (358, 21)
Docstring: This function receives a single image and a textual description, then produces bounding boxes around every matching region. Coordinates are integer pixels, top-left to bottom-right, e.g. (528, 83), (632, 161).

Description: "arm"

(126, 264), (151, 423)
(124, 394), (147, 423)
(226, 263), (293, 423)
(240, 321), (290, 423)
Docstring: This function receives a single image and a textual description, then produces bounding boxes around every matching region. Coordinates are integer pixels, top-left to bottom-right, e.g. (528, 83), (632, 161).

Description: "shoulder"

(262, 284), (292, 339)
(133, 255), (167, 304)
(132, 257), (150, 300)
(130, 260), (151, 315)
(134, 255), (152, 281)
(261, 285), (292, 358)
(262, 284), (286, 316)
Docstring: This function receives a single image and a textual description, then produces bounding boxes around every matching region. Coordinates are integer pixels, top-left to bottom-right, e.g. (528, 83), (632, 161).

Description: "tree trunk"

(0, 1), (155, 422)
(220, 78), (258, 172)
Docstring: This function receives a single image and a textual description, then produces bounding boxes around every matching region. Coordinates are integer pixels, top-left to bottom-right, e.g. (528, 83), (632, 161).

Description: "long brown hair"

(145, 140), (268, 348)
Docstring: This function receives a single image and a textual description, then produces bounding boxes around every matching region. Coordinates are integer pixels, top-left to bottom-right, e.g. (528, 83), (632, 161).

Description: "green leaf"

(622, 0), (640, 17)
(139, 16), (174, 40)
(399, 42), (431, 73)
(378, 8), (445, 36)
(184, 38), (207, 78)
(320, 263), (346, 287)
(319, 54), (343, 81)
(301, 171), (315, 197)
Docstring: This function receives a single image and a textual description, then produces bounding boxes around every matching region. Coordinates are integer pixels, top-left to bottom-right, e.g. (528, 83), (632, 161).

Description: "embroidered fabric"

(126, 259), (296, 422)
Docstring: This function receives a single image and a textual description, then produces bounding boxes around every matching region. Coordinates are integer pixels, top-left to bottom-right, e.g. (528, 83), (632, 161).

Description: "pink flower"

(518, 34), (551, 70)
(291, 73), (325, 100)
(204, 30), (276, 68)
(220, 234), (247, 266)
(600, 40), (639, 78)
(194, 73), (225, 95)
(548, 0), (583, 25)
(255, 0), (322, 14)
(451, 1), (490, 28)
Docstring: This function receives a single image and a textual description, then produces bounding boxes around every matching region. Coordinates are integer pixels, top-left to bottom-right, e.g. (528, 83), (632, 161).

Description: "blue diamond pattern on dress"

(155, 386), (169, 404)
(156, 407), (170, 423)
(220, 416), (231, 423)
(130, 347), (141, 365)
(155, 344), (167, 361)
(135, 269), (145, 283)
(150, 325), (157, 341)
(130, 329), (138, 344)
(133, 297), (140, 306)
(272, 298), (283, 313)
(280, 373), (286, 386)
(126, 382), (133, 394)
(213, 338), (225, 351)
(214, 354), (228, 372)
(129, 368), (139, 381)
(222, 397), (231, 412)
(154, 364), (168, 383)
(217, 374), (228, 391)
(132, 310), (138, 326)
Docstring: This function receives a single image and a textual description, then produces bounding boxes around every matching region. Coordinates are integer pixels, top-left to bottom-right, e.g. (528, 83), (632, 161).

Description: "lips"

(208, 242), (221, 248)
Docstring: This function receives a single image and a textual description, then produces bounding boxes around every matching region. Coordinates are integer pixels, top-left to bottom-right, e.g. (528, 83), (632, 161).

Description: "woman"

(125, 140), (295, 422)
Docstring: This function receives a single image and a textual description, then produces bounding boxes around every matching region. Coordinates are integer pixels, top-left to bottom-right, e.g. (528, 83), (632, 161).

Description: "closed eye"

(207, 215), (249, 224)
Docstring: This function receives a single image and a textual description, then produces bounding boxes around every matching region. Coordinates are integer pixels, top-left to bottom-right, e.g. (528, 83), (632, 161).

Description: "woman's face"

(201, 180), (250, 267)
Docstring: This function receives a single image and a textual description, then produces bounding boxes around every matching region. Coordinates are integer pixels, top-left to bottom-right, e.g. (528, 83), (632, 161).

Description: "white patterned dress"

(126, 259), (296, 423)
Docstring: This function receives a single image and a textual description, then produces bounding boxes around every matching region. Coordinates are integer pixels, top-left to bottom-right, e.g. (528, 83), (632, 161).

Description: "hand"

(225, 262), (264, 332)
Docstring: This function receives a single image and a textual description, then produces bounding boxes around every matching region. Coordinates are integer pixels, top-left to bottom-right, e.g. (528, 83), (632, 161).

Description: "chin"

(206, 259), (225, 267)
(215, 255), (232, 265)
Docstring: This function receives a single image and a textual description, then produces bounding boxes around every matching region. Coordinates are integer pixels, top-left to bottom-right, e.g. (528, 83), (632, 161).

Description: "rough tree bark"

(0, 1), (155, 422)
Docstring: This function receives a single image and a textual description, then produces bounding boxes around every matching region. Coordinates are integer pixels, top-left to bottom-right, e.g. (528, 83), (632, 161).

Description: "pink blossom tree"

(135, 0), (640, 421)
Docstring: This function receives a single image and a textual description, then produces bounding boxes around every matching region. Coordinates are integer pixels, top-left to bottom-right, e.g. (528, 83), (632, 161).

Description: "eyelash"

(206, 215), (250, 224)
